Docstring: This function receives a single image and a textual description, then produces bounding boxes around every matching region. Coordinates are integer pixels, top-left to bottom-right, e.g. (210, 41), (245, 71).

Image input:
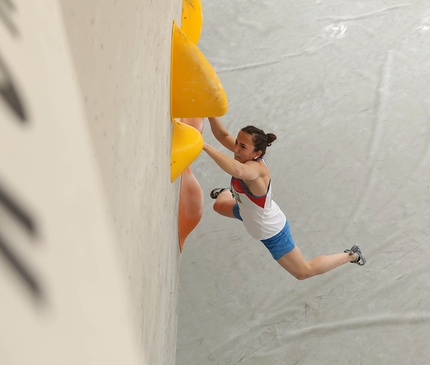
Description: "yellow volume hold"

(170, 119), (204, 182)
(171, 21), (228, 118)
(181, 0), (203, 44)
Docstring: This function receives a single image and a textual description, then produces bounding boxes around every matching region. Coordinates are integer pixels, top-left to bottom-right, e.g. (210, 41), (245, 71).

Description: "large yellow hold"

(170, 119), (204, 182)
(170, 21), (228, 118)
(181, 0), (203, 44)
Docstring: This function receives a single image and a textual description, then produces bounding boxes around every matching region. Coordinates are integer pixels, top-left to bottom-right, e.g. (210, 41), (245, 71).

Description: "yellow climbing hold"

(181, 0), (203, 44)
(171, 21), (228, 118)
(171, 119), (204, 182)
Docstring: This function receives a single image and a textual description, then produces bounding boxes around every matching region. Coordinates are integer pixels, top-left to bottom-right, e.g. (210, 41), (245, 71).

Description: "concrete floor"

(177, 1), (430, 364)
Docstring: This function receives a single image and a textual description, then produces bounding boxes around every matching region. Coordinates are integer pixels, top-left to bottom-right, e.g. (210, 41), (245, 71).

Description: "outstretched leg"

(276, 245), (361, 280)
(212, 189), (236, 218)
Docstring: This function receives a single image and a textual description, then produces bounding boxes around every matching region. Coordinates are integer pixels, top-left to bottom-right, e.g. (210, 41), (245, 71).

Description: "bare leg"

(213, 190), (236, 218)
(276, 245), (358, 280)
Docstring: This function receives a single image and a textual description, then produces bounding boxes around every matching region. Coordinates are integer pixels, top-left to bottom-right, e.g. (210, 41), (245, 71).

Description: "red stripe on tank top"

(231, 177), (267, 208)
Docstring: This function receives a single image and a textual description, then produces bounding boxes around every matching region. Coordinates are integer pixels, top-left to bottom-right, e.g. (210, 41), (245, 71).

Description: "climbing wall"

(0, 1), (142, 364)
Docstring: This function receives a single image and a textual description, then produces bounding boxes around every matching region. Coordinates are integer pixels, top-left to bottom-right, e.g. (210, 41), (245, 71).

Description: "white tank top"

(230, 175), (286, 240)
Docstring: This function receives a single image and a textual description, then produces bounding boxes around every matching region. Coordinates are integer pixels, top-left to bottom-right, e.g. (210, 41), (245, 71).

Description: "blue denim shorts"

(233, 203), (295, 260)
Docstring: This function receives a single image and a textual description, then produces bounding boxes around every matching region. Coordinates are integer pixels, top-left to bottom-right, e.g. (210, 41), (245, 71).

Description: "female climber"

(202, 117), (366, 280)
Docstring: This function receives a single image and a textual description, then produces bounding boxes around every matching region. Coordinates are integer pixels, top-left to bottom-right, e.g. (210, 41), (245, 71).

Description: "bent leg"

(213, 190), (236, 218)
(276, 245), (357, 280)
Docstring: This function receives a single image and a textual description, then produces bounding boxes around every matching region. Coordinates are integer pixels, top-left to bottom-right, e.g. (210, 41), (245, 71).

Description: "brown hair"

(241, 125), (277, 158)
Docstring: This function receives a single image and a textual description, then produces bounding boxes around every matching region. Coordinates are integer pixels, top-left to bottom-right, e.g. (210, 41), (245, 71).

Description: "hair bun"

(266, 133), (277, 146)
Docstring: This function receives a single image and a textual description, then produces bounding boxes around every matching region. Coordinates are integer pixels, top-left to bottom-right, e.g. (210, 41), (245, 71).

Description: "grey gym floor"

(176, 1), (430, 364)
